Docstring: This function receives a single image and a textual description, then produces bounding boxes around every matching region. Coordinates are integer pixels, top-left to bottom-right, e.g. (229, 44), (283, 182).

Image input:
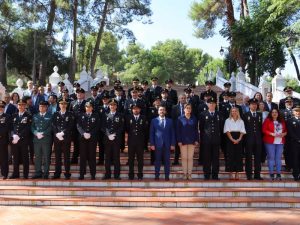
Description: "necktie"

(135, 116), (138, 121)
(160, 118), (165, 128)
(211, 112), (214, 117)
(180, 105), (183, 116)
(253, 112), (256, 117)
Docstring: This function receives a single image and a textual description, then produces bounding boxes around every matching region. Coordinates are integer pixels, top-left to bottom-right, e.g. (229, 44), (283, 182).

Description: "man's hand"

(150, 146), (155, 151)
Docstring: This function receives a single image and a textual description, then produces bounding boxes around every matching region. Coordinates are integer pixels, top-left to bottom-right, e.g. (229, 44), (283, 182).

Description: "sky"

(121, 0), (296, 77)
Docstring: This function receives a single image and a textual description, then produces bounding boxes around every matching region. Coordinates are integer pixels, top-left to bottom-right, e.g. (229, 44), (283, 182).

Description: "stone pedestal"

(272, 68), (286, 102)
(229, 72), (236, 91)
(49, 66), (62, 94)
(77, 66), (93, 91)
(12, 79), (24, 97)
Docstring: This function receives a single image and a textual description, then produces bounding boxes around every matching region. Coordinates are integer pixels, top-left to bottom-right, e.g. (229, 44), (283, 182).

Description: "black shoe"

(71, 159), (78, 164)
(155, 177), (159, 181)
(23, 175), (28, 179)
(91, 176), (96, 180)
(9, 175), (20, 179)
(102, 176), (111, 180)
(52, 174), (61, 179)
(276, 174), (282, 181)
(43, 175), (49, 179)
(138, 177), (143, 181)
(172, 161), (179, 166)
(254, 176), (263, 180)
(247, 175), (252, 180)
(2, 176), (7, 180)
(212, 176), (219, 180)
(204, 175), (210, 180)
(79, 175), (84, 180)
(97, 161), (104, 165)
(32, 175), (42, 179)
(165, 177), (170, 181)
(64, 173), (71, 180)
(270, 174), (275, 181)
(294, 176), (299, 181)
(129, 177), (134, 180)
(114, 177), (121, 180)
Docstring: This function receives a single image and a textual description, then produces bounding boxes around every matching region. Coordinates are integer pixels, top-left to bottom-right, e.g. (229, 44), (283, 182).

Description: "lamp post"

(78, 42), (84, 71)
(219, 46), (231, 76)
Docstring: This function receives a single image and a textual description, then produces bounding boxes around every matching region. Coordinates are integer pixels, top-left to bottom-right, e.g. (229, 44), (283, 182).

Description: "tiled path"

(0, 207), (299, 225)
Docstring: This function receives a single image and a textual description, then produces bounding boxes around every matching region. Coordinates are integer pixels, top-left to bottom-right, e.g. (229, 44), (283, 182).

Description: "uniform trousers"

(128, 140), (144, 178)
(34, 141), (52, 176)
(11, 140), (29, 177)
(202, 142), (220, 177)
(291, 142), (300, 179)
(79, 138), (97, 177)
(104, 137), (121, 178)
(245, 139), (262, 177)
(54, 139), (71, 176)
(0, 143), (8, 177)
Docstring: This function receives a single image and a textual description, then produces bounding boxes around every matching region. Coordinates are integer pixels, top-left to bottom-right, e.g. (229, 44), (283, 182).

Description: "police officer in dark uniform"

(243, 98), (263, 180)
(219, 82), (231, 103)
(199, 97), (222, 180)
(97, 82), (110, 103)
(110, 80), (126, 99)
(127, 77), (140, 99)
(197, 93), (211, 116)
(200, 80), (217, 101)
(70, 88), (86, 164)
(77, 102), (100, 180)
(165, 79), (178, 105)
(57, 89), (73, 111)
(279, 86), (300, 110)
(160, 88), (173, 118)
(126, 103), (148, 180)
(218, 91), (229, 112)
(97, 93), (111, 165)
(149, 77), (162, 104)
(141, 80), (152, 106)
(124, 88), (146, 116)
(101, 99), (125, 180)
(280, 97), (294, 171)
(86, 86), (101, 112)
(0, 101), (11, 179)
(10, 100), (32, 179)
(114, 86), (126, 114)
(52, 100), (75, 179)
(287, 105), (300, 181)
(185, 88), (200, 116)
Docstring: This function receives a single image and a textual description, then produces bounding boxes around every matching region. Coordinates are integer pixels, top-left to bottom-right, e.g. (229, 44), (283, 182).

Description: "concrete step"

(4, 170), (295, 180)
(0, 195), (298, 207)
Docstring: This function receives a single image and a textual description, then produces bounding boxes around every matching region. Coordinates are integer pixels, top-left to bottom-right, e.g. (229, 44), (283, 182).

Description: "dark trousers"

(11, 140), (29, 177)
(79, 139), (96, 177)
(292, 142), (300, 179)
(154, 145), (170, 178)
(71, 130), (80, 162)
(245, 140), (262, 177)
(0, 143), (8, 177)
(98, 132), (105, 163)
(174, 144), (180, 163)
(284, 139), (292, 169)
(54, 139), (71, 176)
(202, 142), (220, 177)
(104, 137), (121, 178)
(128, 141), (144, 178)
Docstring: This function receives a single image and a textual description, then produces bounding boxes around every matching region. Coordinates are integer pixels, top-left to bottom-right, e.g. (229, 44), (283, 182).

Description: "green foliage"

(286, 78), (300, 93)
(197, 58), (224, 85)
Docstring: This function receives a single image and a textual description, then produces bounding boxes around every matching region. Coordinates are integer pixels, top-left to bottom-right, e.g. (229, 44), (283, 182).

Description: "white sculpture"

(93, 68), (110, 86)
(12, 79), (25, 97)
(63, 73), (74, 94)
(259, 72), (271, 99)
(236, 67), (245, 82)
(229, 72), (236, 91)
(49, 66), (62, 94)
(216, 67), (224, 78)
(272, 67), (286, 102)
(77, 66), (93, 91)
(0, 82), (6, 100)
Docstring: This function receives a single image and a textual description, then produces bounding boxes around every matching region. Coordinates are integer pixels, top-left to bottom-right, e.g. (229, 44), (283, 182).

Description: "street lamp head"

(219, 47), (224, 56)
(45, 34), (53, 47)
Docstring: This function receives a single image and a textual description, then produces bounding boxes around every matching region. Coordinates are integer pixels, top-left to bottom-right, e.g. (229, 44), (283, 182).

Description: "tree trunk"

(70, 0), (78, 83)
(290, 51), (300, 80)
(240, 0), (249, 18)
(224, 0), (235, 27)
(0, 47), (7, 86)
(90, 0), (110, 77)
(39, 0), (57, 85)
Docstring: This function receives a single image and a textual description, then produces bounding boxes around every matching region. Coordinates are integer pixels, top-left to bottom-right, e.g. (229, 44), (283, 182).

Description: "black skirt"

(225, 132), (243, 172)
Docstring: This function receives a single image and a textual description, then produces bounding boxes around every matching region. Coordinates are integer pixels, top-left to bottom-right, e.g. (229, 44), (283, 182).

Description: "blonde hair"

(229, 107), (241, 120)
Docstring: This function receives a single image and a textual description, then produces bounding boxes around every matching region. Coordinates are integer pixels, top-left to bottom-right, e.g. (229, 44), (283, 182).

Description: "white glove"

(60, 131), (64, 137)
(83, 133), (91, 139)
(12, 134), (20, 144)
(108, 134), (116, 141)
(55, 133), (64, 141)
(36, 132), (44, 139)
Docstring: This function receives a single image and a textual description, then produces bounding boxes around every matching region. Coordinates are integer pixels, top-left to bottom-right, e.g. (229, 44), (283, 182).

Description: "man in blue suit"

(150, 105), (176, 181)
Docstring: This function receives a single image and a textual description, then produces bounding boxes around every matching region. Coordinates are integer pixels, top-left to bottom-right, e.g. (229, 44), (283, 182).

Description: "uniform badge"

(91, 118), (95, 123)
(217, 115), (219, 121)
(152, 110), (154, 113)
(66, 117), (69, 121)
(82, 116), (84, 119)
(140, 119), (143, 124)
(14, 118), (16, 122)
(248, 116), (250, 121)
(293, 121), (296, 125)
(227, 108), (229, 111)
(115, 117), (119, 122)
(206, 116), (208, 120)
(130, 119), (133, 124)
(0, 118), (5, 123)
(57, 116), (59, 120)
(21, 117), (28, 124)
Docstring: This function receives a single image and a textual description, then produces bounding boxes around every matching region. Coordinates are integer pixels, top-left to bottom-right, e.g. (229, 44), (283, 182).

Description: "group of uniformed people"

(0, 77), (300, 181)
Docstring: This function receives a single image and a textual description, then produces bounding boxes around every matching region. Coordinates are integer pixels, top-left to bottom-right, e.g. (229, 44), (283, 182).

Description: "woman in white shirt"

(224, 107), (246, 180)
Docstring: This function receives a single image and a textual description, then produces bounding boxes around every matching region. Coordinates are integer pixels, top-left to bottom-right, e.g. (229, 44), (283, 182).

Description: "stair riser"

(0, 201), (298, 208)
(1, 190), (299, 198)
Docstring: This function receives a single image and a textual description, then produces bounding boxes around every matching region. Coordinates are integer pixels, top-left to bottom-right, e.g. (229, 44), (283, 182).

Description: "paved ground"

(0, 207), (299, 225)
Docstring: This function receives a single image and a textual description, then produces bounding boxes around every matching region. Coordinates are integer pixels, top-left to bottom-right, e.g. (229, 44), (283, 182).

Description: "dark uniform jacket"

(11, 112), (32, 142)
(0, 113), (11, 144)
(125, 114), (148, 144)
(287, 117), (300, 143)
(101, 112), (125, 138)
(199, 111), (223, 144)
(124, 98), (146, 115)
(77, 112), (100, 141)
(243, 111), (263, 143)
(167, 89), (178, 105)
(280, 108), (293, 121)
(160, 99), (173, 118)
(200, 90), (217, 101)
(52, 111), (75, 141)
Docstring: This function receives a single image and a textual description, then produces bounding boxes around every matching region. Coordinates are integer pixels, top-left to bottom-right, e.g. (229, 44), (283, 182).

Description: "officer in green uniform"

(31, 101), (53, 179)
